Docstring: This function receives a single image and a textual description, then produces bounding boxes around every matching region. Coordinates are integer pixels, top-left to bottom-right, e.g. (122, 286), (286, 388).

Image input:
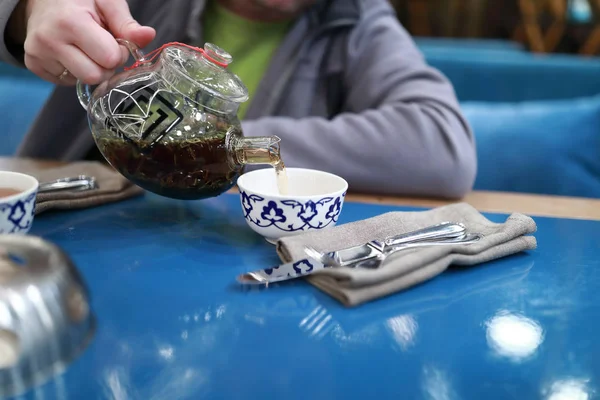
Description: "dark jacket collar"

(308, 0), (361, 29)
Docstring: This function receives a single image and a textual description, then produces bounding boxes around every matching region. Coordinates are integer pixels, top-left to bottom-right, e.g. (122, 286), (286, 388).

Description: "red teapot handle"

(75, 38), (146, 110)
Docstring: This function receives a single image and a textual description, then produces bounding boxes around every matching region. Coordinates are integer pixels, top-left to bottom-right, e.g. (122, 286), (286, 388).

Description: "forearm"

(1, 0), (27, 66)
(242, 100), (476, 199)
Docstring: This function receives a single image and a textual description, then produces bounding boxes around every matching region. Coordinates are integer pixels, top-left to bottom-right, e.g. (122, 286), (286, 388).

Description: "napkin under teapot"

(276, 203), (537, 307)
(18, 161), (144, 214)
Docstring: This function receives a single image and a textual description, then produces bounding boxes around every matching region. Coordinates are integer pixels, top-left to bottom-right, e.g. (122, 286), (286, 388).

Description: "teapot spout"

(233, 135), (282, 166)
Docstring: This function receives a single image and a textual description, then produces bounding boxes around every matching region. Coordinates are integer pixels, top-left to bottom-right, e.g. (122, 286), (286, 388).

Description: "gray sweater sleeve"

(0, 0), (26, 67)
(241, 5), (477, 199)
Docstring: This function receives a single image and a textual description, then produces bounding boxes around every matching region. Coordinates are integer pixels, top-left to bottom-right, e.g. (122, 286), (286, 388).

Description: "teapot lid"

(165, 43), (249, 104)
(127, 42), (249, 108)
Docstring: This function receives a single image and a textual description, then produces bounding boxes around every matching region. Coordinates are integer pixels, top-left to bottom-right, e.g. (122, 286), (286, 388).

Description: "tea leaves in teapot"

(97, 129), (242, 200)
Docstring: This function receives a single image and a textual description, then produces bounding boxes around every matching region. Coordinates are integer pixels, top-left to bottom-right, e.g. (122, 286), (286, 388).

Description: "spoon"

(306, 233), (482, 270)
(341, 233), (482, 269)
(328, 222), (467, 268)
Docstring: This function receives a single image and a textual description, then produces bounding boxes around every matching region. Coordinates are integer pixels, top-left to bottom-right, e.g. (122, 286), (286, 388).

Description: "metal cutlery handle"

(383, 221), (466, 247)
(383, 233), (481, 255)
(325, 221), (468, 267)
(353, 233), (482, 269)
(38, 176), (97, 193)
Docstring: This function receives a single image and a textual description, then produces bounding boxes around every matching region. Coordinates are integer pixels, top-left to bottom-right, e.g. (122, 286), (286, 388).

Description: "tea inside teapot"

(76, 41), (288, 200)
(96, 128), (241, 200)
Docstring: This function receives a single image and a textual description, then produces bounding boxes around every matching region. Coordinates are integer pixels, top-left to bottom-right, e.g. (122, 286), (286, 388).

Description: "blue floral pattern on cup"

(240, 190), (346, 233)
(0, 192), (37, 234)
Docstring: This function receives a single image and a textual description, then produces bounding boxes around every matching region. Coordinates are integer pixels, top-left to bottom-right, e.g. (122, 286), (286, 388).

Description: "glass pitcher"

(75, 40), (281, 200)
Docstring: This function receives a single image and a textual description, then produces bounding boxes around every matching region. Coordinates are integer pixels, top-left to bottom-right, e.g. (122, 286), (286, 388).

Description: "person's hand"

(21, 0), (156, 86)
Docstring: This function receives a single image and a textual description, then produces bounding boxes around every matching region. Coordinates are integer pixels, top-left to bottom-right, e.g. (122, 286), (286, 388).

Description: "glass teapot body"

(76, 40), (280, 200)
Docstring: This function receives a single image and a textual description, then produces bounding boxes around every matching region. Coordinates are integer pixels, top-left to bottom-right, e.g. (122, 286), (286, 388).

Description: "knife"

(236, 222), (469, 286)
(235, 232), (482, 285)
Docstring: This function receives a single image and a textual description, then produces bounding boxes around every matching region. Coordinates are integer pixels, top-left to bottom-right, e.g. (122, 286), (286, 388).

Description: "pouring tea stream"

(75, 40), (289, 199)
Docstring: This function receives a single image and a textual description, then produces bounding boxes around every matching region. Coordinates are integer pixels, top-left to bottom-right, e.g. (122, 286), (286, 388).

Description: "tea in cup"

(236, 167), (348, 243)
(0, 171), (39, 235)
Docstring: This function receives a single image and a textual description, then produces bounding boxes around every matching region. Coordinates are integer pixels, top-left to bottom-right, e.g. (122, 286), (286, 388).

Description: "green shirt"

(202, 1), (292, 119)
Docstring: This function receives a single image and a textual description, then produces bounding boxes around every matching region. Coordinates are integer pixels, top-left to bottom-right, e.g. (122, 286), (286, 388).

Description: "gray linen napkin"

(276, 203), (537, 307)
(14, 161), (145, 215)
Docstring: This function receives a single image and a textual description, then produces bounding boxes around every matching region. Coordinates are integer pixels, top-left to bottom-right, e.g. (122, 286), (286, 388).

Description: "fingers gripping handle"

(117, 38), (146, 64)
(75, 38), (145, 109)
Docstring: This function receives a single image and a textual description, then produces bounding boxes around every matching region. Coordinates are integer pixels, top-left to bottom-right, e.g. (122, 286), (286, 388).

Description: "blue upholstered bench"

(416, 39), (600, 198)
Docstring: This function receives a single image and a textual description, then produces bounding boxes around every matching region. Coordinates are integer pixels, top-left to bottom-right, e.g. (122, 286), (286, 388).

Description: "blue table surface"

(9, 192), (600, 400)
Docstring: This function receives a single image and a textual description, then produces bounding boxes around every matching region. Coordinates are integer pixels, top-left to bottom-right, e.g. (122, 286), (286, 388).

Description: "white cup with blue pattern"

(236, 167), (348, 244)
(0, 171), (39, 235)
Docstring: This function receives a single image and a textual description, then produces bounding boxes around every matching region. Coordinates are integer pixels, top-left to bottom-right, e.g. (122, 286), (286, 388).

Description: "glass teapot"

(75, 39), (281, 200)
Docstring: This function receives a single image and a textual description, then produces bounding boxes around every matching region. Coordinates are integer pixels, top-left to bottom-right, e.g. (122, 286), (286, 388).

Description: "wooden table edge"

(342, 191), (600, 221)
(227, 187), (600, 221)
(1, 157), (599, 221)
